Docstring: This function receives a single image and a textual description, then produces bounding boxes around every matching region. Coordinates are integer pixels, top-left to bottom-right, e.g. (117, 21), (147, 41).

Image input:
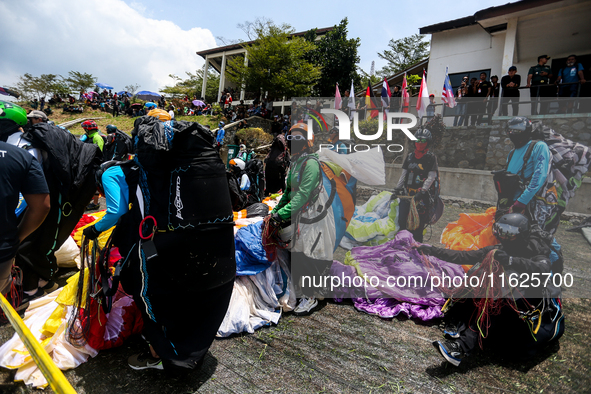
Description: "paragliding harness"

(103, 129), (133, 161)
(244, 159), (265, 203)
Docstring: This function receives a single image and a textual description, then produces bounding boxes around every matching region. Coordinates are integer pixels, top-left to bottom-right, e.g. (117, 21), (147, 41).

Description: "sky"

(0, 0), (510, 98)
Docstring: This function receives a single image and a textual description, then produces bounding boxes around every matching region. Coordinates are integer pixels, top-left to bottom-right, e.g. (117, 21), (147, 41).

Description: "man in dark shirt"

(527, 55), (554, 115)
(471, 72), (491, 126)
(501, 66), (521, 116)
(487, 75), (500, 124)
(0, 141), (50, 298)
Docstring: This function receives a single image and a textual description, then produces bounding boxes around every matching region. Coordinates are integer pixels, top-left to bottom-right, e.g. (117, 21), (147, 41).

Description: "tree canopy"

(13, 73), (67, 101)
(304, 18), (361, 97)
(160, 68), (220, 102)
(226, 18), (321, 99)
(63, 71), (97, 92)
(377, 34), (429, 77)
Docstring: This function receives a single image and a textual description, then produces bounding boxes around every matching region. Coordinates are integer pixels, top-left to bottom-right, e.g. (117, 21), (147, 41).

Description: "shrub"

(235, 127), (273, 148)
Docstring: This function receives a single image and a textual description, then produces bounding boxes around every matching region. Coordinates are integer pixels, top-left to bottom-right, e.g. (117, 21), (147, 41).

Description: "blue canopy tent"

(95, 83), (114, 89)
(117, 91), (133, 97)
(135, 91), (161, 100)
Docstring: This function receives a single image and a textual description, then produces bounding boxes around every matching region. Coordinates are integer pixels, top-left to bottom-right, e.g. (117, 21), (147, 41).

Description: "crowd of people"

(1, 79), (587, 383)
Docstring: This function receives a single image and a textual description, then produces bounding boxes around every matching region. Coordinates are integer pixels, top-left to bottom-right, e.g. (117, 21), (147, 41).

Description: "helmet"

(95, 160), (120, 195)
(147, 109), (171, 121)
(492, 213), (530, 242)
(506, 117), (532, 148)
(106, 124), (117, 133)
(81, 120), (98, 131)
(414, 128), (432, 144)
(0, 100), (28, 127)
(239, 144), (246, 150)
(229, 158), (245, 171)
(506, 117), (532, 135)
(219, 121), (225, 127)
(288, 122), (314, 151)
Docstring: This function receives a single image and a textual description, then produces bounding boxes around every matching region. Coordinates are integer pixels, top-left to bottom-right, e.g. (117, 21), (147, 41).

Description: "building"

(196, 27), (333, 104)
(420, 0), (591, 118)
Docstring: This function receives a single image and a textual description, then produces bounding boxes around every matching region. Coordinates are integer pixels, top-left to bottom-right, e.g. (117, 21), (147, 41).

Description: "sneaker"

(433, 340), (465, 367)
(443, 321), (460, 339)
(41, 280), (59, 294)
(128, 352), (164, 370)
(85, 202), (100, 211)
(16, 288), (44, 312)
(293, 296), (318, 316)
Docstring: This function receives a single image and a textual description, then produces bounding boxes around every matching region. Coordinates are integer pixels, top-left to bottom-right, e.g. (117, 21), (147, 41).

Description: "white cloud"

(0, 0), (216, 94)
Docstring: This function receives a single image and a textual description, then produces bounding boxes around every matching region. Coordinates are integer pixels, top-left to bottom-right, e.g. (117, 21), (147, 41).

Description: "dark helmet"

(493, 213), (530, 242)
(106, 124), (117, 133)
(414, 128), (432, 144)
(95, 160), (120, 195)
(506, 117), (532, 147)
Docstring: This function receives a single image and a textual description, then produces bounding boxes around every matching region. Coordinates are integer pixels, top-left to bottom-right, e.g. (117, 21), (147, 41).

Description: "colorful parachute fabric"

(341, 191), (400, 249)
(440, 207), (499, 251)
(331, 230), (466, 321)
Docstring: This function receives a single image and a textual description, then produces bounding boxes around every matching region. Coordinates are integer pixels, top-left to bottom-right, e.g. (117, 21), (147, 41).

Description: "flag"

(348, 80), (356, 113)
(381, 78), (391, 119)
(334, 83), (342, 110)
(416, 69), (429, 119)
(442, 67), (457, 108)
(401, 73), (410, 113)
(365, 85), (379, 119)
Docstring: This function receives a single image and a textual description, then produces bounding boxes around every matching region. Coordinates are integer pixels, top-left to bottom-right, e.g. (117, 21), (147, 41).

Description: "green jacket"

(86, 131), (104, 151)
(272, 153), (321, 221)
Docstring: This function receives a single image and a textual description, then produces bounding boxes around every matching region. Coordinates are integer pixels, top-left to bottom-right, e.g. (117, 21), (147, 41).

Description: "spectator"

(501, 66), (521, 116)
(168, 105), (175, 119)
(31, 98), (38, 110)
(487, 75), (500, 124)
(426, 94), (436, 119)
(527, 55), (554, 115)
(390, 86), (401, 113)
(471, 72), (491, 126)
(26, 110), (48, 126)
(453, 76), (469, 127)
(556, 54), (586, 113)
(39, 97), (45, 111)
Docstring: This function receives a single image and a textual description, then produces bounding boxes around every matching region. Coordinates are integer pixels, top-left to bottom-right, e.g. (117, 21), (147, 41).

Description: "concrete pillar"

(201, 56), (209, 100)
(499, 18), (518, 115)
(218, 52), (227, 102)
(240, 52), (248, 101)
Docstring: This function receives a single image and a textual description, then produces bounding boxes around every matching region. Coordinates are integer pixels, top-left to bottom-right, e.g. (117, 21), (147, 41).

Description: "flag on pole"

(381, 78), (391, 111)
(401, 72), (410, 113)
(365, 85), (379, 119)
(334, 83), (342, 110)
(442, 67), (457, 108)
(348, 80), (356, 113)
(416, 69), (429, 119)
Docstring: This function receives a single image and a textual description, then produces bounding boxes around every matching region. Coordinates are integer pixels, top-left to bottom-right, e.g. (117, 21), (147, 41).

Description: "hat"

(27, 110), (48, 121)
(538, 54), (550, 61)
(508, 66), (517, 71)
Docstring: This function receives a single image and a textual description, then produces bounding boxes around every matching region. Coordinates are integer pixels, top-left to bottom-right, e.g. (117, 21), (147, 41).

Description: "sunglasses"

(287, 134), (306, 140)
(416, 138), (428, 143)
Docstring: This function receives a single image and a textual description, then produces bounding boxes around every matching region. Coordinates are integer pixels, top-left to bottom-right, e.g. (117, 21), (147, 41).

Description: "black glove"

(393, 187), (406, 197)
(83, 225), (101, 240)
(494, 250), (512, 267)
(270, 213), (282, 226)
(416, 245), (434, 255)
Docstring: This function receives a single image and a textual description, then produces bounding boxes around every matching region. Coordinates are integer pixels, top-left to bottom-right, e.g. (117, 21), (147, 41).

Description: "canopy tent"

(117, 91), (133, 97)
(135, 91), (161, 100)
(95, 83), (114, 90)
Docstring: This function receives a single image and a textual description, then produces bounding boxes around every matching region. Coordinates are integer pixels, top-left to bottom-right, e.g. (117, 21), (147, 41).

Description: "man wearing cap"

(27, 110), (48, 125)
(501, 66), (521, 116)
(527, 55), (554, 115)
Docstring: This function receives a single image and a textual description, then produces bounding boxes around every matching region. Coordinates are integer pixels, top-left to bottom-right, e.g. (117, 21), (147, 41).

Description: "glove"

(270, 213), (282, 226)
(416, 245), (434, 255)
(393, 187), (405, 196)
(494, 250), (512, 267)
(510, 201), (526, 214)
(83, 225), (101, 240)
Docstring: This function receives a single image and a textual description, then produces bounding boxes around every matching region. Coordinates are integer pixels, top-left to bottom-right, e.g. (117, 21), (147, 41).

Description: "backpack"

(506, 122), (590, 233)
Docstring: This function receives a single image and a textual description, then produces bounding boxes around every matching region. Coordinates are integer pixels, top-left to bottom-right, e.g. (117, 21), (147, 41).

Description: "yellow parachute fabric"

(72, 211), (116, 249)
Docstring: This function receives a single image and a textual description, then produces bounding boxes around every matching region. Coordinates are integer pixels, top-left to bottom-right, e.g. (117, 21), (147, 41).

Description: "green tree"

(124, 83), (141, 96)
(226, 18), (321, 99)
(304, 18), (361, 97)
(358, 68), (381, 89)
(13, 73), (63, 101)
(160, 68), (219, 102)
(63, 71), (97, 92)
(377, 34), (429, 76)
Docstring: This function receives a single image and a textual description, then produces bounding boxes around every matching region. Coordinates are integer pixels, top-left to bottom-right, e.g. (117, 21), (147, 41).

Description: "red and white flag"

(416, 69), (429, 119)
(334, 83), (342, 110)
(401, 73), (410, 113)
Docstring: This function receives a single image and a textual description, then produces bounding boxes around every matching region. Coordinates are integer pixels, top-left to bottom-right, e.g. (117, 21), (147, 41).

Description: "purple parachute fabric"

(331, 231), (465, 321)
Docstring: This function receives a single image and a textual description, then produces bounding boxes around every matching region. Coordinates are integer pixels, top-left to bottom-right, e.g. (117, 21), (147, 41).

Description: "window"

(449, 69), (492, 89)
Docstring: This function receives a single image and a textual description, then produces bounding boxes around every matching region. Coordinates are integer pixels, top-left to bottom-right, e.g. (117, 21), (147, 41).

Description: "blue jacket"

(95, 166), (130, 232)
(506, 140), (551, 205)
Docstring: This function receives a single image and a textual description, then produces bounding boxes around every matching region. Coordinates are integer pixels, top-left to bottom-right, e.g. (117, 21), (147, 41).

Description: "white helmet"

(239, 144), (246, 150)
(229, 158), (245, 170)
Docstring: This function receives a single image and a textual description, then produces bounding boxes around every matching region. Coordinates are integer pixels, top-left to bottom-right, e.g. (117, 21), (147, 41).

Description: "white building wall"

(426, 24), (506, 98)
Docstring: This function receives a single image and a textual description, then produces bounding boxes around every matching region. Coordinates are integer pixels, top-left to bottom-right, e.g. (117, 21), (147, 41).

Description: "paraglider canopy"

(0, 87), (20, 99)
(192, 99), (205, 107)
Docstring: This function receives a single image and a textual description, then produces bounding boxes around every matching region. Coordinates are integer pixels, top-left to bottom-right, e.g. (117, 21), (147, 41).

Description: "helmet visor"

(507, 123), (527, 134)
(492, 221), (522, 241)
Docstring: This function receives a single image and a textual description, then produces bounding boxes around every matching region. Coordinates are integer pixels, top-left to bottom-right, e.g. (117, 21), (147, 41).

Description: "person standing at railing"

(556, 54), (586, 113)
(486, 75), (500, 124)
(453, 77), (469, 127)
(501, 66), (521, 116)
(527, 55), (554, 115)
